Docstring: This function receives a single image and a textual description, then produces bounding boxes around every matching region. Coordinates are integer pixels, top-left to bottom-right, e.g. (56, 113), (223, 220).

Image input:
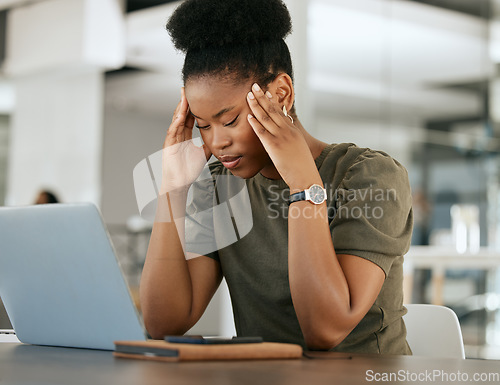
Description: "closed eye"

(195, 122), (210, 130)
(195, 115), (238, 130)
(224, 115), (239, 127)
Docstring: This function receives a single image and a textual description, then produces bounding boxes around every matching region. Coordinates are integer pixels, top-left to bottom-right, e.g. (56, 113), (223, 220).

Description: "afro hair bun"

(166, 0), (292, 52)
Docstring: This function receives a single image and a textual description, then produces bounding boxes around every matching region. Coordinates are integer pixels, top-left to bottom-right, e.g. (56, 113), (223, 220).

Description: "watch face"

(309, 184), (326, 204)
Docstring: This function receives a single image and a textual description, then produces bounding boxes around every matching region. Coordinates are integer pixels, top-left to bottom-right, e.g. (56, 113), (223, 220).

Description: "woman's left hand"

(246, 83), (320, 192)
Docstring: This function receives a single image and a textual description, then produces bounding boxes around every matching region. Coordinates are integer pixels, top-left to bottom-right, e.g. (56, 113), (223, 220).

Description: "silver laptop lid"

(0, 203), (146, 350)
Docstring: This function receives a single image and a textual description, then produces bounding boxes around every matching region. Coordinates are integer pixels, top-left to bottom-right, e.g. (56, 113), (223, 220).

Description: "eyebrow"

(191, 106), (236, 120)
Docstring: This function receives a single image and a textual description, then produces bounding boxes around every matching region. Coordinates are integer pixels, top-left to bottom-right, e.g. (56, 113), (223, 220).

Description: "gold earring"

(282, 105), (294, 124)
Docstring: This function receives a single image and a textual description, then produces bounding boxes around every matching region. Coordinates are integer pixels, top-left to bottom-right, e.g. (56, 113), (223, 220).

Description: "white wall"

(4, 0), (125, 205)
(4, 0), (125, 75)
(6, 69), (104, 205)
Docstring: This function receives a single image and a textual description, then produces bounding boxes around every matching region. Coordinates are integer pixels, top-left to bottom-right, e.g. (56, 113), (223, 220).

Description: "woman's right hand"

(160, 88), (212, 195)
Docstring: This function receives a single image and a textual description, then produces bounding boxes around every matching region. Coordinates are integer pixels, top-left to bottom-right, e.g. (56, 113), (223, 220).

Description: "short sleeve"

(330, 149), (413, 276)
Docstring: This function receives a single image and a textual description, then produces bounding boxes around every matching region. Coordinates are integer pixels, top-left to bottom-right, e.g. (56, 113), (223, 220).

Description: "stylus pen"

(165, 336), (263, 344)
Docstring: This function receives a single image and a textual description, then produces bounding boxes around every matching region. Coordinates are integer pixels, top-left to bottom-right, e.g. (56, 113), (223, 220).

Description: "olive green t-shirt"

(185, 143), (413, 354)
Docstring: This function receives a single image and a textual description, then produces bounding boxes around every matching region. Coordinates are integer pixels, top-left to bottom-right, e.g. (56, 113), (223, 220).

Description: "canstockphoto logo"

(133, 138), (253, 256)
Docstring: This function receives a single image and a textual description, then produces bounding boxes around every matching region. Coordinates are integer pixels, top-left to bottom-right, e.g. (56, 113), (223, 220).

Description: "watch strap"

(288, 191), (306, 205)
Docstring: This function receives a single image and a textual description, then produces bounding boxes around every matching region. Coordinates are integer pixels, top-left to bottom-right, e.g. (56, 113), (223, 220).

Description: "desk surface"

(1, 343), (499, 385)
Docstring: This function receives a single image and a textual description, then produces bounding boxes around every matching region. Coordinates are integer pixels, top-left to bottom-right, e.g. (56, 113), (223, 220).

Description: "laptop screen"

(0, 203), (146, 350)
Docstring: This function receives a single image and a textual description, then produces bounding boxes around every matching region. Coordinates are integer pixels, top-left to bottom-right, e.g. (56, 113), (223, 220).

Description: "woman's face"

(185, 76), (279, 179)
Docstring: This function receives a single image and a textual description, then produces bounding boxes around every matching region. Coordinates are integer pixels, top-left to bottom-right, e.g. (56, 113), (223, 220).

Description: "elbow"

(147, 328), (168, 341)
(142, 315), (167, 340)
(301, 310), (362, 350)
(140, 298), (194, 340)
(144, 319), (188, 340)
(303, 326), (352, 351)
(142, 312), (191, 340)
(305, 333), (345, 351)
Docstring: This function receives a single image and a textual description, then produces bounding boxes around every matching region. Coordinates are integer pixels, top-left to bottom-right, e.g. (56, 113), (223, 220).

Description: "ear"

(268, 73), (294, 113)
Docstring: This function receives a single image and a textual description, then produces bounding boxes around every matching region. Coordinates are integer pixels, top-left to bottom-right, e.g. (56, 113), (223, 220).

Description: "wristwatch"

(288, 184), (327, 205)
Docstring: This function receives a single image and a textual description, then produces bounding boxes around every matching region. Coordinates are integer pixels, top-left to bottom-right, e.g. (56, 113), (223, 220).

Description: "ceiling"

(106, 0), (493, 130)
(125, 0), (493, 17)
(409, 0), (491, 19)
(126, 0), (177, 13)
(0, 0), (492, 17)
(0, 0), (491, 154)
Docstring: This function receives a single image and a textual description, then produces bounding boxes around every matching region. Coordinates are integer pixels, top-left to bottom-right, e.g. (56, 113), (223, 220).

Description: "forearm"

(288, 200), (355, 348)
(140, 192), (195, 338)
(286, 164), (388, 350)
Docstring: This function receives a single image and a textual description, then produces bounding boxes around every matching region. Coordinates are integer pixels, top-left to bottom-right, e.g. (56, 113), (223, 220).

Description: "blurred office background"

(1, 0), (500, 358)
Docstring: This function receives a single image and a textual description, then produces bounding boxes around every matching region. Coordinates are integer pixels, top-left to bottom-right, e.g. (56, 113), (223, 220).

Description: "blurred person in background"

(34, 189), (59, 204)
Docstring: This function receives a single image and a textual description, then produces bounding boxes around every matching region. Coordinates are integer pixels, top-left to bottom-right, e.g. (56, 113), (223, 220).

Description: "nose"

(208, 126), (232, 151)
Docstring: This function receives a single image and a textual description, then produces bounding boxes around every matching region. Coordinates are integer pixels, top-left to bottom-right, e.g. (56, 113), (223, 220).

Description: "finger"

(171, 96), (184, 123)
(178, 87), (194, 142)
(171, 88), (191, 142)
(171, 103), (179, 123)
(247, 113), (274, 142)
(252, 83), (292, 127)
(170, 88), (187, 129)
(185, 112), (195, 130)
(180, 87), (189, 112)
(165, 124), (181, 147)
(247, 83), (285, 134)
(247, 92), (279, 135)
(182, 112), (195, 141)
(166, 109), (186, 145)
(166, 118), (189, 149)
(172, 88), (189, 124)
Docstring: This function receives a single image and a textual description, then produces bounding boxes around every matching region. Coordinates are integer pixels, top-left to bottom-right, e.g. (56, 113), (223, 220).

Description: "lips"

(219, 155), (242, 169)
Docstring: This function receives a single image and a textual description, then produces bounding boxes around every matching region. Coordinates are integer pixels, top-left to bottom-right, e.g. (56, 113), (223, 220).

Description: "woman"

(140, 0), (413, 354)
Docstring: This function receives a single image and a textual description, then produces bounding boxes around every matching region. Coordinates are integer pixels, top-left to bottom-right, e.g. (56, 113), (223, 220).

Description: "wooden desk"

(1, 343), (499, 385)
(404, 246), (500, 305)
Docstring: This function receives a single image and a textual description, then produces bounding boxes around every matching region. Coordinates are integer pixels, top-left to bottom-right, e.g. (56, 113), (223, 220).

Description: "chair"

(403, 304), (465, 359)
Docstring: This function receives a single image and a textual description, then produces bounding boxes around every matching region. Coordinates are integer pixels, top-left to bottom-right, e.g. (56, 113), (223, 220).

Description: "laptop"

(0, 203), (147, 350)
